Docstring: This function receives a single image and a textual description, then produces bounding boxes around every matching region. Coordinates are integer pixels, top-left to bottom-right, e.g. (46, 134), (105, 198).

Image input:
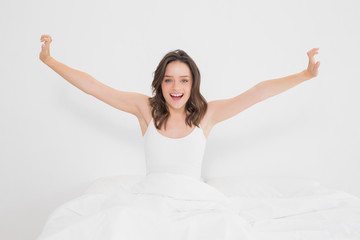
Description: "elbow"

(83, 86), (92, 95)
(83, 82), (96, 95)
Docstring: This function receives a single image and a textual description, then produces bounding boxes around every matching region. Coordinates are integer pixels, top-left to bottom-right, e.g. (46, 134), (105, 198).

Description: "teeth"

(170, 93), (183, 97)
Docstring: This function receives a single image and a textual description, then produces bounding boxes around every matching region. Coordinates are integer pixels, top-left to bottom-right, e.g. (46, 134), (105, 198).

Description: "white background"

(1, 0), (359, 239)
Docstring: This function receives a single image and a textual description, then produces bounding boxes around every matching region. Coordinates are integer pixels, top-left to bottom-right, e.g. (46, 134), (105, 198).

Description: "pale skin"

(40, 34), (320, 139)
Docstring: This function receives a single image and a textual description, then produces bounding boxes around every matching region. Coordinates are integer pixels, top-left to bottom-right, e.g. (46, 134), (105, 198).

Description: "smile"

(170, 93), (184, 101)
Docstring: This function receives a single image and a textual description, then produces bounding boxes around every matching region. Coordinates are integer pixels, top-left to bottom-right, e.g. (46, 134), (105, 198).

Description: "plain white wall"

(1, 0), (359, 239)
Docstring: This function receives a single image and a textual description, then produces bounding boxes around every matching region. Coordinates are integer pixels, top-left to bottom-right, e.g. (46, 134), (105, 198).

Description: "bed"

(37, 173), (360, 240)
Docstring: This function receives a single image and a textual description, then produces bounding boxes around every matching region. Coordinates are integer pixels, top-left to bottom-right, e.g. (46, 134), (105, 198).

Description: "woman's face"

(161, 61), (192, 112)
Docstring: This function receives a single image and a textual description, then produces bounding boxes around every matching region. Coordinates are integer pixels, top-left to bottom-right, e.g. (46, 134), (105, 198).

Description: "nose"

(173, 82), (182, 91)
(173, 88), (182, 93)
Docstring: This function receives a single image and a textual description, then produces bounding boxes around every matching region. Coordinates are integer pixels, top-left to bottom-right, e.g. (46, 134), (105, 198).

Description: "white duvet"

(37, 172), (256, 240)
(36, 173), (360, 240)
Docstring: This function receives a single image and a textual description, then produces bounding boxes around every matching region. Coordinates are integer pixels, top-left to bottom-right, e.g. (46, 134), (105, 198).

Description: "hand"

(305, 48), (320, 79)
(40, 34), (53, 63)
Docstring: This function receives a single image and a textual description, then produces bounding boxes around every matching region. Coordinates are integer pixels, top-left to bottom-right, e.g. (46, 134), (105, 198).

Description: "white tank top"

(143, 118), (207, 181)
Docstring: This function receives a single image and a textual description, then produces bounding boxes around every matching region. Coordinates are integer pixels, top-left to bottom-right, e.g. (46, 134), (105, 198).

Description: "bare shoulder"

(200, 85), (262, 138)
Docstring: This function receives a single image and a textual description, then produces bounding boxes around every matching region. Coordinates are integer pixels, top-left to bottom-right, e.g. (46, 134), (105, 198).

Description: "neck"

(167, 106), (187, 120)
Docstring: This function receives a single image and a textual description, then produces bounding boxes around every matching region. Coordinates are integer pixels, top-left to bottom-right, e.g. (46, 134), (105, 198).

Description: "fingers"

(305, 48), (321, 78)
(40, 34), (52, 45)
(40, 34), (52, 40)
(40, 34), (52, 49)
(307, 48), (319, 57)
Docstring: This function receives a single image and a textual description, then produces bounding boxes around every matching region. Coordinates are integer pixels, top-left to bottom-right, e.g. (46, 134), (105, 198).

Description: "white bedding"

(37, 174), (360, 240)
(209, 176), (360, 240)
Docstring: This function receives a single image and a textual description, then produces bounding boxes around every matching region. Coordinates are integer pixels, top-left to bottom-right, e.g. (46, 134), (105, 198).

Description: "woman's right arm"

(42, 57), (95, 94)
(39, 34), (148, 118)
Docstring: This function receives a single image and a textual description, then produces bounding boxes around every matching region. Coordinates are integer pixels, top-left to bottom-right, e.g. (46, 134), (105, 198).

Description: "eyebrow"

(164, 75), (190, 78)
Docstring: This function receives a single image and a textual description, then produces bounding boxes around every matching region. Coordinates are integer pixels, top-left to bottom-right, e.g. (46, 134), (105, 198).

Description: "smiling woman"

(38, 33), (322, 240)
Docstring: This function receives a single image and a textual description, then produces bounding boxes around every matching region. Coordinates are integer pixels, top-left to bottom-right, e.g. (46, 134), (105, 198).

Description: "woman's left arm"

(207, 48), (320, 127)
(256, 48), (320, 101)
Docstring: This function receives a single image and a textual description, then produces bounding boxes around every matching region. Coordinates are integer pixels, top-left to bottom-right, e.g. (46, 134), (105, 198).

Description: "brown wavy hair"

(148, 49), (208, 130)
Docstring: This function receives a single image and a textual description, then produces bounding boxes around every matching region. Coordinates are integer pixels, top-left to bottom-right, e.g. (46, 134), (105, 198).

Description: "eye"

(182, 79), (188, 83)
(164, 79), (171, 82)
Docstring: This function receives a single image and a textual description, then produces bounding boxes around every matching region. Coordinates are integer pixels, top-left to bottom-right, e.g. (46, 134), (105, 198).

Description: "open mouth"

(170, 93), (184, 101)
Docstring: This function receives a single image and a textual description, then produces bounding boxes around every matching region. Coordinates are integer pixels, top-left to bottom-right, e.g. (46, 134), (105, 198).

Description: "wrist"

(42, 56), (54, 65)
(301, 69), (313, 81)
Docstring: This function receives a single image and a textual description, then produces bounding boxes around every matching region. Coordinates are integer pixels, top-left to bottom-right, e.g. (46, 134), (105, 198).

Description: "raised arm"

(206, 48), (320, 127)
(256, 48), (320, 100)
(39, 34), (148, 117)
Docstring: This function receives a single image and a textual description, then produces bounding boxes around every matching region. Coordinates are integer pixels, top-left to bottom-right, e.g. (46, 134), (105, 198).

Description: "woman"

(38, 34), (320, 239)
(39, 35), (319, 142)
